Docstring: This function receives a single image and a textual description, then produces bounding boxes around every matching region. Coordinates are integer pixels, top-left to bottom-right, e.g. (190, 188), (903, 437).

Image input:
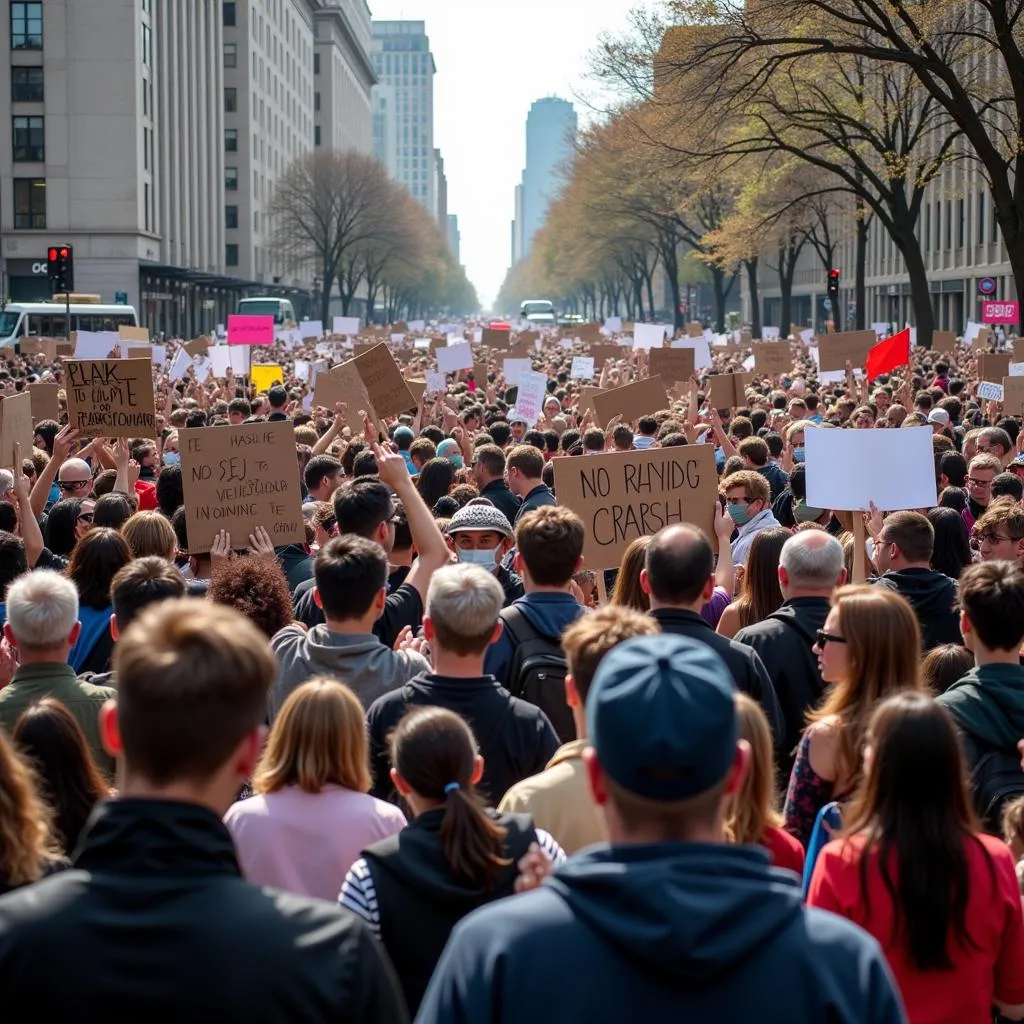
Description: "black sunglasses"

(816, 630), (847, 649)
(59, 479), (88, 491)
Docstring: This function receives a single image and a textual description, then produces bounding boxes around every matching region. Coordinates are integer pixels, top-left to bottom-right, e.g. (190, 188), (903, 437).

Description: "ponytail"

(440, 784), (510, 890)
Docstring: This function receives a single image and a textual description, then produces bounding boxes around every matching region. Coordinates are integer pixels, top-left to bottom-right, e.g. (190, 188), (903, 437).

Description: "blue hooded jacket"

(416, 843), (905, 1024)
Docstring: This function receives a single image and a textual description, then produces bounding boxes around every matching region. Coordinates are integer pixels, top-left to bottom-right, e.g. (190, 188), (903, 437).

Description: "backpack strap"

(500, 605), (560, 646)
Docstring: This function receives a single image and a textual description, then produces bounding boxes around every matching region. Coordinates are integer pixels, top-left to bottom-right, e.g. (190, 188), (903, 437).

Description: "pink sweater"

(224, 785), (407, 902)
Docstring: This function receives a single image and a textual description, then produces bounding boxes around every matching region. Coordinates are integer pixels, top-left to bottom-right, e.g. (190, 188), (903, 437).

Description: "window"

(314, 90), (320, 111)
(313, 52), (319, 74)
(224, 127), (237, 152)
(144, 182), (150, 231)
(224, 87), (237, 112)
(12, 177), (44, 228)
(226, 243), (239, 266)
(223, 41), (236, 67)
(143, 126), (150, 169)
(140, 23), (150, 65)
(225, 204), (238, 229)
(142, 76), (148, 115)
(223, 1), (236, 27)
(225, 167), (238, 190)
(12, 115), (43, 161)
(314, 125), (320, 145)
(10, 2), (42, 50)
(10, 65), (42, 101)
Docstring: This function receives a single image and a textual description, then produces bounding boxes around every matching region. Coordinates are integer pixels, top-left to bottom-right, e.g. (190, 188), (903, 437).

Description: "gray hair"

(0, 470), (13, 495)
(779, 531), (845, 590)
(6, 569), (79, 648)
(426, 563), (503, 646)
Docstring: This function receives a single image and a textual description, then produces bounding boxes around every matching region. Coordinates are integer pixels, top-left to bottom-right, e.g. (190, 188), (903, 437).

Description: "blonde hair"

(122, 510), (177, 561)
(609, 536), (651, 612)
(808, 585), (923, 793)
(253, 678), (371, 794)
(0, 730), (61, 886)
(726, 693), (781, 845)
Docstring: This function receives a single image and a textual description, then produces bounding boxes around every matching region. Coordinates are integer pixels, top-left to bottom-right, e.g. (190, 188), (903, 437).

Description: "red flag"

(866, 328), (910, 382)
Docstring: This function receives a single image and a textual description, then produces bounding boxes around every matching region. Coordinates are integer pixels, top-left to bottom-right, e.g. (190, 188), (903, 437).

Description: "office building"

(314, 0), (375, 153)
(434, 147), (447, 231)
(510, 182), (524, 266)
(447, 213), (460, 263)
(370, 20), (436, 213)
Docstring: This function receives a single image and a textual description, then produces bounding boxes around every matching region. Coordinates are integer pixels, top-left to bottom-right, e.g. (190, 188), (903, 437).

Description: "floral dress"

(783, 732), (837, 848)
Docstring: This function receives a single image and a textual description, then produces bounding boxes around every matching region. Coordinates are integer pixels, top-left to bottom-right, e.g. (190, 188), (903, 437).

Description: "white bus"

(237, 296), (296, 325)
(0, 300), (139, 348)
(519, 299), (556, 324)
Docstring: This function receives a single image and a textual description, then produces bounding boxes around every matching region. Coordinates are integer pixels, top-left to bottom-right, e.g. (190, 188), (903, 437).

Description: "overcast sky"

(369, 0), (644, 308)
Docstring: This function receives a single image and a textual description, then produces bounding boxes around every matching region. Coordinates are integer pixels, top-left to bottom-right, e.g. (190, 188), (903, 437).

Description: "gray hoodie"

(270, 624), (430, 719)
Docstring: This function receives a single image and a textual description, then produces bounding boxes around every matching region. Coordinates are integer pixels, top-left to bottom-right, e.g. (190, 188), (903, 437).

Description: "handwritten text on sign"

(65, 359), (157, 438)
(180, 422), (304, 553)
(552, 444), (718, 570)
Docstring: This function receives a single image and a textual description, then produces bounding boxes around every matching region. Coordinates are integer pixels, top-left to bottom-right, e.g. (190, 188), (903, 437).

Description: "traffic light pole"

(64, 289), (70, 341)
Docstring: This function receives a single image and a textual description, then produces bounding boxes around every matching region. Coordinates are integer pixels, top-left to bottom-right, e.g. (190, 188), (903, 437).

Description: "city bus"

(0, 298), (139, 348)
(237, 296), (296, 325)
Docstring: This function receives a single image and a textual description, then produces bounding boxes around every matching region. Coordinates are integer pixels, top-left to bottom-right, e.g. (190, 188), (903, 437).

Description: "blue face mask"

(448, 455), (464, 470)
(456, 545), (499, 569)
(792, 446), (806, 463)
(163, 451), (181, 465)
(727, 503), (751, 527)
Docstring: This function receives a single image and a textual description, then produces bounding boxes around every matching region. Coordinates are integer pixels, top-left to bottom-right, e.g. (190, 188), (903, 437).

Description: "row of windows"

(11, 2), (41, 50)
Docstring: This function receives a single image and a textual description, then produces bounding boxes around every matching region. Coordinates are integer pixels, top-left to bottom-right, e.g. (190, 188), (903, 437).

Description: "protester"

(721, 470), (783, 565)
(506, 445), (556, 522)
(920, 643), (975, 696)
(784, 585), (923, 847)
(926, 506), (972, 579)
(0, 600), (408, 1020)
(225, 678), (406, 902)
(963, 452), (1000, 532)
(444, 501), (522, 606)
(972, 496), (1024, 564)
(209, 555), (294, 640)
(342, 705), (564, 1014)
(367, 563), (559, 805)
(608, 535), (651, 611)
(417, 634), (905, 1023)
(121, 509), (177, 561)
(470, 444), (520, 525)
(498, 605), (658, 853)
(716, 526), (789, 638)
(808, 693), (1024, 1022)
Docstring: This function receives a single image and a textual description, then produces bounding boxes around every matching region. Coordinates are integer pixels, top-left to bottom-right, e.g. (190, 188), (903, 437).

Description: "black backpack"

(500, 606), (573, 744)
(964, 734), (1024, 834)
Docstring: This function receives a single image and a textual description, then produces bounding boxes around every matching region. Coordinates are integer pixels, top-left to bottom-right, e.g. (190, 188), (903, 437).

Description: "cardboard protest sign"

(931, 331), (957, 352)
(118, 325), (150, 343)
(0, 393), (34, 470)
(553, 444), (718, 570)
(753, 343), (790, 375)
(578, 386), (605, 417)
(28, 382), (60, 423)
(184, 336), (211, 357)
(436, 342), (473, 373)
(481, 327), (510, 348)
(352, 343), (416, 418)
(588, 344), (621, 367)
(816, 330), (877, 371)
(314, 358), (370, 414)
(686, 322), (704, 338)
(591, 375), (669, 427)
(705, 372), (750, 410)
(648, 347), (695, 383)
(124, 345), (153, 362)
(977, 352), (1011, 385)
(406, 379), (428, 405)
(1003, 376), (1024, 415)
(508, 341), (534, 360)
(472, 360), (489, 384)
(65, 359), (156, 438)
(227, 315), (274, 347)
(251, 364), (285, 393)
(1014, 339), (1024, 362)
(333, 316), (360, 336)
(180, 422), (304, 554)
(512, 370), (548, 425)
(575, 322), (602, 343)
(515, 329), (539, 348)
(570, 356), (595, 380)
(805, 424), (936, 511)
(971, 328), (994, 351)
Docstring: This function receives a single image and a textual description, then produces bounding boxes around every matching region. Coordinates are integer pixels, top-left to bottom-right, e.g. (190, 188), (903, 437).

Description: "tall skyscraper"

(434, 147), (447, 231)
(313, 1), (376, 154)
(447, 214), (460, 263)
(511, 97), (577, 263)
(370, 20), (435, 213)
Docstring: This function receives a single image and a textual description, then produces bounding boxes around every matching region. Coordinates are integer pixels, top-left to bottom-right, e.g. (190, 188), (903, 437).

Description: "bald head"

(644, 524), (714, 606)
(57, 458), (92, 497)
(779, 530), (845, 595)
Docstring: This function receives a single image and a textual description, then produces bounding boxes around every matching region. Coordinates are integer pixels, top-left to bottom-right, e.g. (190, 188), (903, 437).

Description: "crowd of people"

(0, 321), (1020, 1021)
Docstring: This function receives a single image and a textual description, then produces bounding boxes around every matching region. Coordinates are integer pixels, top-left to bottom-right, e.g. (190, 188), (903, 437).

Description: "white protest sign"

(391, 333), (405, 344)
(963, 321), (982, 345)
(414, 338), (432, 349)
(436, 342), (473, 373)
(604, 316), (622, 334)
(799, 328), (814, 345)
(408, 320), (425, 333)
(75, 331), (120, 358)
(762, 327), (780, 340)
(472, 328), (483, 344)
(559, 338), (575, 351)
(570, 356), (595, 380)
(277, 328), (302, 349)
(978, 380), (1005, 401)
(208, 345), (231, 378)
(512, 370), (548, 425)
(871, 322), (889, 338)
(671, 338), (712, 369)
(300, 320), (324, 340)
(169, 348), (194, 381)
(1009, 362), (1024, 377)
(805, 425), (937, 511)
(742, 354), (755, 371)
(425, 370), (447, 394)
(503, 358), (532, 387)
(294, 359), (310, 382)
(309, 360), (328, 386)
(634, 323), (668, 351)
(315, 342), (333, 357)
(333, 316), (360, 336)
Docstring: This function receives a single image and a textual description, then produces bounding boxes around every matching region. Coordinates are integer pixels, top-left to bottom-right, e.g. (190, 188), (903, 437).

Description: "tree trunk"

(744, 258), (762, 337)
(709, 265), (736, 332)
(893, 224), (935, 349)
(319, 269), (334, 327)
(855, 204), (870, 331)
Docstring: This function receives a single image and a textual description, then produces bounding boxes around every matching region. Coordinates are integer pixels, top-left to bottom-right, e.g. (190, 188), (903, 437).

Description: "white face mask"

(456, 545), (500, 569)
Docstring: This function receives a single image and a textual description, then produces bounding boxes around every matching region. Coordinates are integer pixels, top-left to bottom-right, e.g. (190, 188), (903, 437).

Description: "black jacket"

(651, 608), (784, 749)
(734, 597), (831, 778)
(873, 568), (960, 652)
(366, 673), (559, 806)
(0, 799), (408, 1023)
(365, 808), (537, 1014)
(514, 483), (556, 523)
(479, 479), (521, 527)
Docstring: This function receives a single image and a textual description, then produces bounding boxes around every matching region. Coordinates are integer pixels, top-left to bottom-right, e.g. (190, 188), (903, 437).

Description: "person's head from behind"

(103, 600), (276, 808)
(4, 570), (80, 663)
(208, 555), (294, 640)
(926, 507), (972, 579)
(389, 705), (509, 888)
(843, 692), (979, 971)
(416, 458), (455, 509)
(938, 451), (967, 489)
(267, 384), (288, 411)
(333, 478), (397, 552)
(958, 560), (1024, 655)
(778, 529), (846, 598)
(873, 510), (934, 574)
(92, 492), (134, 531)
(228, 398), (251, 425)
(920, 643), (974, 695)
(110, 556), (187, 639)
(155, 465), (183, 519)
(0, 530), (28, 600)
(312, 534), (389, 625)
(972, 497), (1024, 564)
(253, 678), (370, 796)
(609, 535), (651, 612)
(978, 426), (1013, 465)
(13, 698), (108, 854)
(0, 728), (59, 886)
(726, 693), (780, 846)
(424, 563), (503, 661)
(642, 524), (714, 609)
(505, 443), (545, 498)
(122, 510), (177, 561)
(585, 634), (748, 843)
(736, 527), (789, 620)
(43, 498), (83, 557)
(1003, 797), (1024, 864)
(66, 527), (133, 611)
(737, 436), (769, 469)
(514, 506), (584, 590)
(992, 471), (1024, 502)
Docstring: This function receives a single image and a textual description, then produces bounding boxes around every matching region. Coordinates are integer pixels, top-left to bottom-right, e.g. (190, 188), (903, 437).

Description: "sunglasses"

(816, 630), (847, 649)
(59, 479), (89, 491)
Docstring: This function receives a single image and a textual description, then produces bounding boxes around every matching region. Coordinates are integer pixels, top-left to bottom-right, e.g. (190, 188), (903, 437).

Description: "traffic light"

(46, 245), (74, 294)
(827, 268), (840, 297)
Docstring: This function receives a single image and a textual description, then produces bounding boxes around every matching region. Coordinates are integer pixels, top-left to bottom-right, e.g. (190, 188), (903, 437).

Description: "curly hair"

(208, 555), (294, 639)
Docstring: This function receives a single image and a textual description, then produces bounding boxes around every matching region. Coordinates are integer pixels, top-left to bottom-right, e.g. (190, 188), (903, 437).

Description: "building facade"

(447, 213), (460, 263)
(369, 20), (435, 213)
(314, 0), (375, 154)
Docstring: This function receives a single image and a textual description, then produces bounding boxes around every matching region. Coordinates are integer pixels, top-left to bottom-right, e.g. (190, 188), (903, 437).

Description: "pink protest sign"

(981, 300), (1020, 324)
(227, 314), (274, 346)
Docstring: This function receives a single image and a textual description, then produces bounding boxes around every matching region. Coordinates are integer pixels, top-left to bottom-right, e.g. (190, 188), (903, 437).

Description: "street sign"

(981, 300), (1019, 324)
(978, 277), (997, 296)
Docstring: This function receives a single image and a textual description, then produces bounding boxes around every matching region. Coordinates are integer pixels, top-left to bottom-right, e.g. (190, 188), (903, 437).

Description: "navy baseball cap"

(586, 635), (738, 801)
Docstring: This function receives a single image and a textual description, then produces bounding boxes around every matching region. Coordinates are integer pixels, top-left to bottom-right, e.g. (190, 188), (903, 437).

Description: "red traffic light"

(59, 247), (69, 259)
(48, 247), (58, 261)
(829, 269), (840, 281)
